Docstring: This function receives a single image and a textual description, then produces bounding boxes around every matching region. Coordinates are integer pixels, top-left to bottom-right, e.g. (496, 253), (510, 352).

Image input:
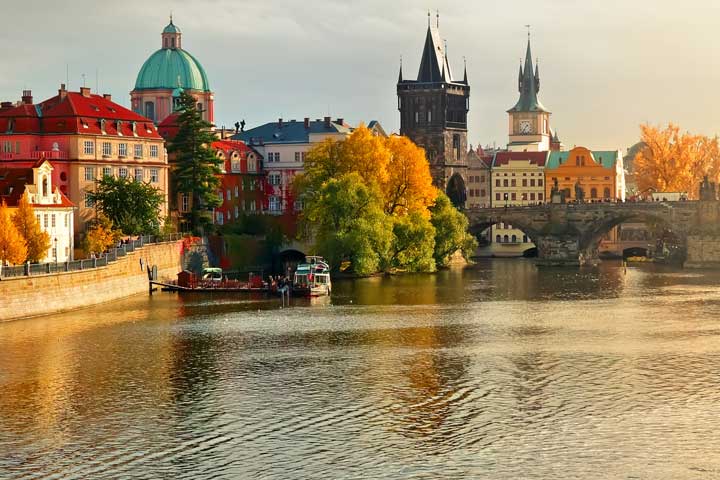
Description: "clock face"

(519, 120), (532, 134)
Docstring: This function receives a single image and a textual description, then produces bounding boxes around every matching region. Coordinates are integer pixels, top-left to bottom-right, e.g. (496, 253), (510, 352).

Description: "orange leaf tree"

(383, 135), (437, 216)
(0, 201), (28, 265)
(12, 192), (51, 262)
(634, 123), (720, 199)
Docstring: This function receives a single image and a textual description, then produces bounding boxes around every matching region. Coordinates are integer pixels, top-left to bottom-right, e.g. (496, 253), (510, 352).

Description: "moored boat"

(292, 256), (332, 297)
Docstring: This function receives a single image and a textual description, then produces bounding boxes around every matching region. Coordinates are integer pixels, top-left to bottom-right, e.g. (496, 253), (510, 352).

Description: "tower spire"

(398, 56), (403, 82)
(508, 29), (547, 113)
(463, 56), (468, 84)
(436, 9), (439, 28)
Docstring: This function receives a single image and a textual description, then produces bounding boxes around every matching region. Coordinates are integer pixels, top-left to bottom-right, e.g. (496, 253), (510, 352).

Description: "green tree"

(12, 192), (51, 262)
(168, 90), (223, 234)
(430, 191), (478, 267)
(386, 211), (436, 272)
(87, 176), (164, 235)
(304, 173), (391, 275)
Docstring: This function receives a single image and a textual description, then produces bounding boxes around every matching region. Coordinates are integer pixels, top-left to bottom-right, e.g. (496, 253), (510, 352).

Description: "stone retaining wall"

(685, 235), (720, 268)
(0, 241), (182, 322)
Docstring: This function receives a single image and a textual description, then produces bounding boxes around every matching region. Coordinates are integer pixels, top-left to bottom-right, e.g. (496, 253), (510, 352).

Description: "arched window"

(144, 101), (155, 121)
(590, 188), (598, 199)
(171, 38), (176, 48)
(496, 234), (501, 243)
(42, 176), (48, 197)
(511, 234), (517, 243)
(523, 235), (528, 243)
(604, 187), (611, 199)
(503, 235), (509, 243)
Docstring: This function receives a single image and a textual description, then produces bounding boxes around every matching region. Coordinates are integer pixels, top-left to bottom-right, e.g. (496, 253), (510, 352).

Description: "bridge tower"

(397, 12), (470, 207)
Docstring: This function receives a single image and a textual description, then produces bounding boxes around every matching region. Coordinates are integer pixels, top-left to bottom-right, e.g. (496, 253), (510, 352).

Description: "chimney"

(303, 117), (309, 129)
(324, 116), (331, 128)
(336, 118), (344, 126)
(278, 118), (283, 128)
(80, 87), (91, 97)
(21, 90), (33, 105)
(59, 83), (67, 100)
(103, 93), (112, 101)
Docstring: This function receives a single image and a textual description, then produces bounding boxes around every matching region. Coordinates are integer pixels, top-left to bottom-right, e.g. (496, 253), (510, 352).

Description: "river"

(1, 259), (720, 479)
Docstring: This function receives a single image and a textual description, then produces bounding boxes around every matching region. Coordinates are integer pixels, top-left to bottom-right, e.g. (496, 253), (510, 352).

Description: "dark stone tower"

(397, 14), (470, 207)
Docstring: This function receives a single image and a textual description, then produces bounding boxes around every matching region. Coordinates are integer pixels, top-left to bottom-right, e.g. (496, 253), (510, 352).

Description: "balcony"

(30, 150), (67, 160)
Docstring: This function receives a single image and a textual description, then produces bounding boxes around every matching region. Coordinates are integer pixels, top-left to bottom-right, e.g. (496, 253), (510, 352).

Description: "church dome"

(134, 48), (210, 92)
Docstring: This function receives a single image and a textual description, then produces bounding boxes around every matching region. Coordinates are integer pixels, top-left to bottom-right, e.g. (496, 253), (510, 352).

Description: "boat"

(292, 256), (332, 297)
(201, 267), (223, 284)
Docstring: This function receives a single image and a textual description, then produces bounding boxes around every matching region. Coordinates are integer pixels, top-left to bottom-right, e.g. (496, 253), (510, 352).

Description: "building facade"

(397, 16), (470, 207)
(212, 139), (266, 226)
(507, 37), (553, 153)
(131, 18), (214, 125)
(232, 117), (353, 217)
(489, 151), (548, 256)
(0, 86), (169, 240)
(545, 147), (625, 202)
(0, 160), (75, 262)
(466, 147), (491, 209)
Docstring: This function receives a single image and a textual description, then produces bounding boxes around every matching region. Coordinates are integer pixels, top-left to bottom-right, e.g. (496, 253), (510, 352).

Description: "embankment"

(0, 241), (182, 322)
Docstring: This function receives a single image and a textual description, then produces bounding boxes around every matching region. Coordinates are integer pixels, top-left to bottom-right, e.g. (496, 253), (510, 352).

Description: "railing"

(29, 150), (68, 160)
(0, 233), (184, 280)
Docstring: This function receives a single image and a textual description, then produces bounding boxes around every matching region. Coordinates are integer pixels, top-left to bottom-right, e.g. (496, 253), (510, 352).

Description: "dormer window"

(100, 118), (106, 134)
(6, 118), (14, 133)
(116, 120), (123, 135)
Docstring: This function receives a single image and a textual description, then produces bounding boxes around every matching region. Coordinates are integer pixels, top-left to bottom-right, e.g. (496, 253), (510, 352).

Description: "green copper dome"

(134, 48), (210, 92)
(163, 21), (181, 34)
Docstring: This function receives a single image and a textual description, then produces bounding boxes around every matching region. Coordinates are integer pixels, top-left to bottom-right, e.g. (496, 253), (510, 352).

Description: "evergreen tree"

(168, 90), (223, 234)
(0, 201), (27, 265)
(87, 176), (164, 235)
(12, 193), (51, 263)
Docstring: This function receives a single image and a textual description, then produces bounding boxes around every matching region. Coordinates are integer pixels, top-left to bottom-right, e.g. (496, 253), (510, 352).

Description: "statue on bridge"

(574, 180), (585, 203)
(551, 177), (565, 204)
(699, 175), (717, 201)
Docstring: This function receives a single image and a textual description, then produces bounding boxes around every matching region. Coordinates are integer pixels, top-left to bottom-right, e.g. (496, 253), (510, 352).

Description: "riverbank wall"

(685, 235), (720, 268)
(0, 241), (182, 322)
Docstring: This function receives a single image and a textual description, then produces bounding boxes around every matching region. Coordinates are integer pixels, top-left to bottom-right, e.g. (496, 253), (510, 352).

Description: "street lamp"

(54, 237), (58, 264)
(504, 192), (509, 208)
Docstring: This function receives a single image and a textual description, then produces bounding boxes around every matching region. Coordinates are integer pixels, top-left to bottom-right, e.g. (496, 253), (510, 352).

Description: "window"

(523, 235), (528, 243)
(521, 193), (527, 201)
(522, 179), (527, 187)
(234, 186), (239, 197)
(495, 179), (500, 187)
(268, 152), (280, 162)
(249, 181), (255, 191)
(2, 141), (11, 153)
(480, 175), (485, 183)
(294, 199), (304, 212)
(530, 179), (535, 187)
(181, 194), (189, 213)
(530, 192), (535, 200)
(119, 143), (127, 157)
(102, 166), (111, 178)
(269, 195), (280, 212)
(149, 168), (159, 183)
(51, 247), (57, 259)
(496, 234), (501, 243)
(538, 193), (544, 200)
(249, 200), (256, 212)
(83, 141), (94, 155)
(226, 189), (231, 201)
(604, 187), (611, 198)
(219, 191), (224, 201)
(144, 101), (155, 121)
(150, 145), (158, 158)
(415, 111), (420, 123)
(102, 142), (111, 156)
(453, 134), (460, 161)
(301, 152), (307, 162)
(14, 141), (20, 154)
(51, 214), (56, 227)
(469, 189), (475, 197)
(119, 167), (128, 178)
(503, 235), (509, 243)
(511, 235), (517, 243)
(134, 168), (143, 182)
(538, 179), (543, 187)
(427, 110), (432, 123)
(511, 193), (517, 201)
(295, 152), (301, 162)
(217, 211), (224, 225)
(590, 188), (598, 199)
(511, 179), (517, 187)
(495, 193), (501, 200)
(503, 179), (509, 187)
(134, 144), (143, 158)
(480, 189), (486, 197)
(247, 156), (256, 172)
(84, 167), (94, 181)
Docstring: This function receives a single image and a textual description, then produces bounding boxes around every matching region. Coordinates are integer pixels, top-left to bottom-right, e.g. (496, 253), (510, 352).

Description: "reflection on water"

(2, 259), (720, 478)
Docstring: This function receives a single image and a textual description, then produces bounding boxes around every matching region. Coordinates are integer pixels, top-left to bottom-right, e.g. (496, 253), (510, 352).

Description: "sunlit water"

(2, 259), (720, 479)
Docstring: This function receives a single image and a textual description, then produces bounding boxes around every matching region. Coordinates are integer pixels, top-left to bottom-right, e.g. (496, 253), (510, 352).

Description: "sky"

(1, 0), (719, 151)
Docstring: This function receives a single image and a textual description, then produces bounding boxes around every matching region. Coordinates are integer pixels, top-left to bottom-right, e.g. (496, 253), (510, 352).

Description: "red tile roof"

(0, 164), (75, 208)
(493, 151), (548, 167)
(0, 90), (161, 139)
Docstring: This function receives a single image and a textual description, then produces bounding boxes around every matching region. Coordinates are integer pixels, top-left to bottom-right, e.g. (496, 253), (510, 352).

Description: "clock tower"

(507, 35), (551, 152)
(397, 14), (470, 207)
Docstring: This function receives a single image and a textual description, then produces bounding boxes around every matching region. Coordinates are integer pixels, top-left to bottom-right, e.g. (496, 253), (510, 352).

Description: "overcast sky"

(1, 0), (719, 151)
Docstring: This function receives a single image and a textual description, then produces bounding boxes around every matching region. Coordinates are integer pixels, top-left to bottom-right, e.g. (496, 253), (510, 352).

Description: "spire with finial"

(398, 55), (403, 82)
(508, 26), (547, 113)
(427, 9), (431, 27)
(436, 9), (439, 28)
(534, 58), (540, 92)
(462, 56), (468, 84)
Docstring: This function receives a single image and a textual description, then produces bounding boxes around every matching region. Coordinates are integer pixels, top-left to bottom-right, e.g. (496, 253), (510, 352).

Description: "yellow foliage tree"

(634, 123), (720, 199)
(83, 216), (120, 257)
(384, 135), (437, 216)
(13, 192), (51, 263)
(0, 201), (27, 265)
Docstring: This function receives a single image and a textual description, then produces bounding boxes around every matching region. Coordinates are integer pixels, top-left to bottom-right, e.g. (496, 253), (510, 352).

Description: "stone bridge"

(465, 201), (720, 266)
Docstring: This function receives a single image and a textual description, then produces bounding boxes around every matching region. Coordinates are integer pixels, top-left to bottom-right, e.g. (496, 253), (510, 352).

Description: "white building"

(0, 160), (75, 262)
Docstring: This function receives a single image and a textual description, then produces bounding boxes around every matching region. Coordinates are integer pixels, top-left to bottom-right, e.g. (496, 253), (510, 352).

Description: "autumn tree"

(168, 90), (223, 234)
(385, 211), (436, 272)
(82, 216), (120, 257)
(12, 193), (50, 263)
(0, 201), (27, 265)
(634, 123), (720, 199)
(383, 135), (437, 216)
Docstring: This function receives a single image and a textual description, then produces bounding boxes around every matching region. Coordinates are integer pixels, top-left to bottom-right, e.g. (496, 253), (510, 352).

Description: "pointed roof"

(416, 24), (453, 83)
(508, 37), (548, 113)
